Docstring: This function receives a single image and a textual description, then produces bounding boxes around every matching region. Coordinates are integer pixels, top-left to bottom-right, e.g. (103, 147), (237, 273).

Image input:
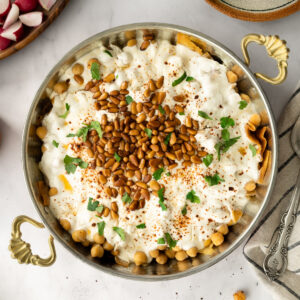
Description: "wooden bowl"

(0, 0), (69, 60)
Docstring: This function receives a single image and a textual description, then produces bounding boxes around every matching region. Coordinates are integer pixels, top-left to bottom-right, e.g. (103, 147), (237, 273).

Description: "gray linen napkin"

(244, 86), (300, 300)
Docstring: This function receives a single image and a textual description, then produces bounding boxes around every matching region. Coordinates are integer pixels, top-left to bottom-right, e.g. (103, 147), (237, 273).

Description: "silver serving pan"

(9, 23), (289, 280)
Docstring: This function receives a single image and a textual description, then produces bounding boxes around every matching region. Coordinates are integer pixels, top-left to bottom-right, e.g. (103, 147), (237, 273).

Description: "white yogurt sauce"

(40, 38), (260, 263)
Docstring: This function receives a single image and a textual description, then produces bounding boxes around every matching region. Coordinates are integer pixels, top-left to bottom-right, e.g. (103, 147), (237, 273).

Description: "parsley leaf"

(202, 154), (213, 167)
(204, 173), (224, 186)
(220, 117), (235, 129)
(136, 223), (146, 229)
(181, 204), (187, 216)
(186, 190), (200, 203)
(87, 197), (99, 211)
(97, 221), (105, 235)
(158, 188), (167, 211)
(122, 192), (132, 204)
(153, 168), (164, 180)
(166, 172), (171, 176)
(186, 76), (194, 82)
(222, 136), (240, 152)
(104, 50), (112, 57)
(64, 155), (88, 174)
(91, 62), (100, 80)
(125, 95), (133, 104)
(67, 122), (102, 141)
(214, 142), (222, 161)
(59, 103), (70, 119)
(113, 226), (125, 241)
(114, 152), (121, 162)
(164, 133), (171, 145)
(95, 205), (104, 214)
(158, 105), (165, 115)
(165, 233), (177, 250)
(157, 237), (165, 244)
(179, 111), (185, 115)
(90, 121), (103, 138)
(172, 71), (187, 87)
(144, 128), (152, 138)
(52, 140), (59, 148)
(221, 129), (230, 141)
(249, 144), (257, 157)
(239, 100), (248, 110)
(198, 111), (212, 120)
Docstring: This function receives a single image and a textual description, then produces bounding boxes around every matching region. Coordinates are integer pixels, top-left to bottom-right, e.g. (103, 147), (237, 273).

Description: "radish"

(0, 26), (11, 50)
(1, 21), (23, 41)
(15, 0), (38, 13)
(3, 4), (20, 29)
(38, 0), (56, 11)
(19, 11), (42, 27)
(0, 0), (10, 18)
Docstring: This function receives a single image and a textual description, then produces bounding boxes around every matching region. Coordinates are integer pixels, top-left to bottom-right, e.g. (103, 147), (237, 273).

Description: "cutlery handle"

(263, 168), (300, 281)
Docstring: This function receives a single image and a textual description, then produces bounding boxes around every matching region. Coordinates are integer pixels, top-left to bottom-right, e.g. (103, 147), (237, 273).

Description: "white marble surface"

(0, 1), (299, 299)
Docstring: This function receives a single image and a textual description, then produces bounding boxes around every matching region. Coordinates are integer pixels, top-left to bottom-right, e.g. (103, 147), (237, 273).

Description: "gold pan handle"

(241, 34), (289, 85)
(8, 215), (56, 266)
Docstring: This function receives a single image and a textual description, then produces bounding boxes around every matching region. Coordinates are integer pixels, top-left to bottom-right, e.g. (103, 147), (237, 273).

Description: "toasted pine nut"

(127, 39), (137, 47)
(226, 70), (238, 83)
(74, 75), (84, 85)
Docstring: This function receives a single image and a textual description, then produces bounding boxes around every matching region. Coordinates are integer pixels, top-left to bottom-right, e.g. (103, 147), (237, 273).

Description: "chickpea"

(111, 249), (120, 256)
(103, 241), (114, 251)
(211, 232), (224, 246)
(59, 219), (71, 231)
(91, 244), (104, 258)
(53, 81), (68, 94)
(72, 63), (84, 75)
(93, 233), (105, 244)
(226, 70), (238, 83)
(218, 224), (229, 235)
(203, 239), (212, 247)
(71, 229), (86, 242)
(233, 291), (246, 300)
(172, 245), (181, 252)
(156, 253), (168, 265)
(165, 249), (175, 259)
(134, 251), (148, 266)
(157, 245), (167, 251)
(192, 257), (201, 267)
(175, 250), (188, 262)
(36, 126), (47, 139)
(186, 247), (198, 257)
(48, 187), (58, 196)
(82, 240), (90, 247)
(149, 249), (159, 258)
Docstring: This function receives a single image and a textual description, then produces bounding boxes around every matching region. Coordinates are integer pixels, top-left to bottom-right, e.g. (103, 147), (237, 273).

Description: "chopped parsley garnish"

(91, 62), (100, 80)
(249, 144), (257, 157)
(204, 173), (224, 186)
(158, 104), (165, 115)
(114, 152), (121, 162)
(181, 204), (187, 216)
(158, 188), (167, 211)
(52, 140), (59, 148)
(87, 197), (99, 211)
(113, 226), (125, 241)
(220, 117), (235, 129)
(136, 223), (146, 229)
(172, 71), (187, 87)
(165, 233), (177, 249)
(164, 133), (171, 145)
(221, 129), (230, 141)
(186, 76), (194, 82)
(157, 237), (165, 244)
(239, 100), (248, 110)
(202, 154), (213, 167)
(144, 128), (152, 138)
(95, 205), (104, 214)
(97, 221), (105, 235)
(63, 155), (88, 174)
(166, 172), (171, 176)
(186, 190), (200, 203)
(215, 136), (240, 160)
(59, 103), (70, 119)
(125, 95), (133, 104)
(153, 168), (164, 180)
(179, 111), (185, 115)
(67, 121), (102, 141)
(198, 111), (212, 120)
(104, 50), (112, 57)
(122, 192), (132, 204)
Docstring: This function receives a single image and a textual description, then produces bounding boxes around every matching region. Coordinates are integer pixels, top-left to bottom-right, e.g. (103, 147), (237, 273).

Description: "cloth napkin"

(244, 86), (300, 300)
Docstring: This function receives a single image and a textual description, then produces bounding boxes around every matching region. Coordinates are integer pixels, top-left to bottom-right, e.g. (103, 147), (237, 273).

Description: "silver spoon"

(263, 116), (300, 281)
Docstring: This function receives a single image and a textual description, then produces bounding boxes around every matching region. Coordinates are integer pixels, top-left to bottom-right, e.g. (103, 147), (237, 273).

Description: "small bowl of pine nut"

(10, 23), (287, 280)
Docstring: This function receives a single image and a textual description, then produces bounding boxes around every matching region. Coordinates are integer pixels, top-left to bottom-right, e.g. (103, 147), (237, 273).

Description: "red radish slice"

(15, 0), (38, 13)
(0, 27), (11, 50)
(38, 0), (56, 11)
(3, 4), (20, 29)
(1, 21), (23, 41)
(19, 11), (42, 27)
(0, 0), (10, 18)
